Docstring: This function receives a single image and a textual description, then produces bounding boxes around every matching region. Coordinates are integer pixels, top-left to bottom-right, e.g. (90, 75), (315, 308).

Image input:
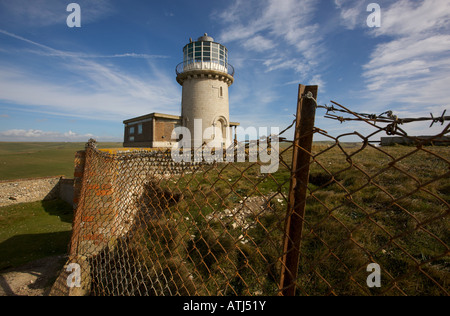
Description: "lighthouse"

(123, 34), (239, 149)
(176, 33), (236, 148)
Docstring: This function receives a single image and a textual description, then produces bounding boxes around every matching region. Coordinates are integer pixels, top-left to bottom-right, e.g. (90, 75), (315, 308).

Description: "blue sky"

(0, 0), (449, 142)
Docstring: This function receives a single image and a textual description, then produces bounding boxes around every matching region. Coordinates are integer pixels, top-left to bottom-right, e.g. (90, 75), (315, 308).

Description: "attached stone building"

(123, 113), (182, 148)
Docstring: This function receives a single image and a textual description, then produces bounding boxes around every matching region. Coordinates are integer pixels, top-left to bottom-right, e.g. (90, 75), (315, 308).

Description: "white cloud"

(212, 0), (330, 133)
(217, 0), (322, 68)
(0, 129), (98, 142)
(331, 0), (450, 114)
(365, 35), (450, 70)
(0, 30), (180, 121)
(216, 0), (325, 116)
(0, 29), (169, 61)
(263, 58), (301, 73)
(242, 35), (274, 52)
(373, 0), (450, 37)
(361, 0), (450, 113)
(334, 0), (366, 30)
(0, 0), (114, 27)
(310, 74), (326, 90)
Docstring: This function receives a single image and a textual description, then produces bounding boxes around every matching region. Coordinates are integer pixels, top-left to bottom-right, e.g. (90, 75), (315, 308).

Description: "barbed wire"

(303, 92), (450, 138)
(318, 101), (448, 128)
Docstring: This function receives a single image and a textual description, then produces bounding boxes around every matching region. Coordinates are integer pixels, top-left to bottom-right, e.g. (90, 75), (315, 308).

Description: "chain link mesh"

(51, 98), (449, 296)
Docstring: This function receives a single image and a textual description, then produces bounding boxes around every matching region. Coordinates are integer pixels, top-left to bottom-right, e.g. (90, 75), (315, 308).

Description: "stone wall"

(59, 178), (75, 206)
(0, 176), (74, 208)
(68, 148), (204, 259)
(51, 145), (207, 296)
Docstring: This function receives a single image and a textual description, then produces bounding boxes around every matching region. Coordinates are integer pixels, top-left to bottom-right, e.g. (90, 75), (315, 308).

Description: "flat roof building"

(123, 113), (182, 148)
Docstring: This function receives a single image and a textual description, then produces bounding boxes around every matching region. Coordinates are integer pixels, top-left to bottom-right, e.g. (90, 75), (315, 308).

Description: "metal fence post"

(280, 84), (318, 296)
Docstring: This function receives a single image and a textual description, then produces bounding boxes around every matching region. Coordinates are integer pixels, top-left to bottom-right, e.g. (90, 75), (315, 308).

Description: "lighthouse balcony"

(176, 61), (235, 77)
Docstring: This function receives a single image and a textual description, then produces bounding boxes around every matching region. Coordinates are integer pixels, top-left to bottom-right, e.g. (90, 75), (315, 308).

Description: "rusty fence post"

(280, 84), (318, 296)
(69, 150), (86, 257)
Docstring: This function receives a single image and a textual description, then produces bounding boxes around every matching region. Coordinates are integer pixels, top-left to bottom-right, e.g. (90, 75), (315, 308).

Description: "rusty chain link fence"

(51, 85), (449, 296)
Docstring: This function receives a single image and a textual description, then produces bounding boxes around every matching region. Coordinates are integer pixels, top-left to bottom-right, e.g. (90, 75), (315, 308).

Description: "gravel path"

(0, 255), (66, 296)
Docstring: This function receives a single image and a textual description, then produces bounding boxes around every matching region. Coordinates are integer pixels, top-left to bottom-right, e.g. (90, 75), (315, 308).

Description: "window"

(129, 136), (135, 142)
(129, 127), (135, 134)
(203, 51), (211, 62)
(212, 85), (225, 98)
(138, 124), (143, 135)
(184, 43), (194, 65)
(185, 41), (230, 64)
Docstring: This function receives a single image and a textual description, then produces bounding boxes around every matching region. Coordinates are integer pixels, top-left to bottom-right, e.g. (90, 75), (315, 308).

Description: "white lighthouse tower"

(176, 33), (235, 148)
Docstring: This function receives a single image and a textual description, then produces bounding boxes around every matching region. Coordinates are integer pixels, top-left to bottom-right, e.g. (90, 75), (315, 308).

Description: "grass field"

(0, 142), (121, 270)
(167, 143), (450, 295)
(0, 142), (123, 180)
(0, 199), (73, 271)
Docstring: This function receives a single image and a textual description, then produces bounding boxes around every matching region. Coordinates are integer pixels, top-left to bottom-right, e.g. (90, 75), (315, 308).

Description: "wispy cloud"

(0, 30), (180, 121)
(334, 0), (367, 30)
(333, 0), (450, 115)
(372, 0), (450, 37)
(0, 29), (56, 52)
(362, 0), (450, 112)
(0, 0), (115, 27)
(214, 0), (326, 126)
(0, 29), (169, 60)
(241, 35), (274, 52)
(0, 129), (96, 142)
(217, 0), (322, 66)
(29, 51), (169, 60)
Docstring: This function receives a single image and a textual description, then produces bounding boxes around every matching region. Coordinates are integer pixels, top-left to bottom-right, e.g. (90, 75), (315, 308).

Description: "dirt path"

(0, 255), (66, 296)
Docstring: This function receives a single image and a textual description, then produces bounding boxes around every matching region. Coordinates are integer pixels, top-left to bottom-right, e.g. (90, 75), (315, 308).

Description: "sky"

(0, 0), (449, 142)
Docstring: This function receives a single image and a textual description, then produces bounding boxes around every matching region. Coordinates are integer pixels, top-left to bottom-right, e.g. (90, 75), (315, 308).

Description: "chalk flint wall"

(50, 144), (206, 296)
(0, 176), (75, 207)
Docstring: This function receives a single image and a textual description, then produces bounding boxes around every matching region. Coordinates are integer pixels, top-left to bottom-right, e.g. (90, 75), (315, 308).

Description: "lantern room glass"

(183, 41), (228, 66)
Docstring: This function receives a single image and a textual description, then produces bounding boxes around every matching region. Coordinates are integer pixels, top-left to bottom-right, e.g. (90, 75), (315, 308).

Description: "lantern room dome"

(197, 33), (214, 42)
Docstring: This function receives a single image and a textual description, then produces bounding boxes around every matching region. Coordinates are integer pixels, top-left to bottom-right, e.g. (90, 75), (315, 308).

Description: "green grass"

(297, 144), (450, 295)
(0, 199), (74, 270)
(132, 143), (450, 296)
(0, 142), (123, 180)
